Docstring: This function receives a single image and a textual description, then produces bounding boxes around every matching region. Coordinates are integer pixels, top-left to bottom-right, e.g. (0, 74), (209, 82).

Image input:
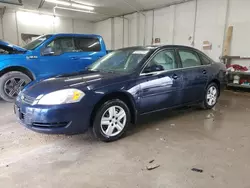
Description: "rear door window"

(74, 37), (101, 52)
(178, 50), (202, 68)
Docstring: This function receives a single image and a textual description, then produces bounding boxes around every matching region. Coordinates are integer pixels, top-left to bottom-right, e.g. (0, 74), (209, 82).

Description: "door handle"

(202, 70), (207, 74)
(70, 57), (78, 60)
(172, 74), (178, 80)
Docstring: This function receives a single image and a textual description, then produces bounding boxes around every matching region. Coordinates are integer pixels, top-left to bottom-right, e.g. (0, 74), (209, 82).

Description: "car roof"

(48, 33), (102, 38)
(117, 45), (199, 52)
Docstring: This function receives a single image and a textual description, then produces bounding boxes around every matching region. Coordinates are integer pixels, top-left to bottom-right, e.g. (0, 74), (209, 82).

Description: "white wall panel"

(1, 9), (94, 46)
(153, 5), (175, 45)
(93, 18), (112, 50)
(73, 19), (93, 34)
(194, 0), (227, 61)
(125, 13), (138, 47)
(16, 11), (56, 46)
(227, 0), (250, 57)
(114, 17), (123, 49)
(54, 18), (73, 33)
(123, 19), (129, 48)
(144, 10), (153, 46)
(174, 1), (196, 46)
(2, 12), (18, 44)
(0, 17), (3, 40)
(16, 11), (53, 35)
(138, 13), (145, 46)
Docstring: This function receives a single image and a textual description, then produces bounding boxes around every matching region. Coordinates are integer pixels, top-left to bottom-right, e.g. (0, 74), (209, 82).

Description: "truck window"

(74, 37), (101, 52)
(23, 35), (52, 50)
(46, 37), (75, 55)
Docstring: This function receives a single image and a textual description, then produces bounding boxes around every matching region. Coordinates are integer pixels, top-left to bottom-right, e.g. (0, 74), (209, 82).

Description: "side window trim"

(198, 53), (212, 65)
(140, 48), (178, 75)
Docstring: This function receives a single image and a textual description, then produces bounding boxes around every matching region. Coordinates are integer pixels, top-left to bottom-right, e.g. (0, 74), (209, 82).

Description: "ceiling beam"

(144, 0), (194, 12)
(0, 0), (23, 6)
(120, 0), (145, 16)
(38, 0), (45, 9)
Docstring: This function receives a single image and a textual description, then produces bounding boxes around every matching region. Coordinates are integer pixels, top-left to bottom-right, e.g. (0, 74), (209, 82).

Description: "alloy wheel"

(100, 105), (127, 137)
(207, 86), (217, 106)
(4, 77), (26, 98)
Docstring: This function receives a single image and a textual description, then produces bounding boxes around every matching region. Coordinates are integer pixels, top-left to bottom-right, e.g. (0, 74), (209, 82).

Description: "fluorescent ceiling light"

(45, 0), (94, 11)
(72, 3), (94, 11)
(72, 0), (96, 7)
(45, 0), (71, 6)
(55, 6), (96, 14)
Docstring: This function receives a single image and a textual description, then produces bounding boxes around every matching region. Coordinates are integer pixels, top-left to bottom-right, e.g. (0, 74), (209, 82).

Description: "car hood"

(23, 70), (132, 97)
(0, 40), (27, 52)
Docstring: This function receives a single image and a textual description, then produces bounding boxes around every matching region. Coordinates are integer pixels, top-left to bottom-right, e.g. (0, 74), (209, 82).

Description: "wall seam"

(72, 19), (75, 33)
(222, 0), (230, 56)
(152, 10), (154, 45)
(137, 13), (140, 45)
(14, 11), (19, 45)
(1, 15), (4, 40)
(172, 5), (176, 44)
(192, 0), (198, 46)
(111, 18), (115, 50)
(122, 16), (125, 47)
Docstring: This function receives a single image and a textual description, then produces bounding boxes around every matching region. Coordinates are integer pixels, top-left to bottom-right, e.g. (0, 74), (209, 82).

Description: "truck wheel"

(0, 71), (31, 102)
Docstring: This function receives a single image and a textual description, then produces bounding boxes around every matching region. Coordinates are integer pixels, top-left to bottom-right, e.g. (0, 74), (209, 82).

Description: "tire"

(92, 99), (131, 142)
(0, 71), (32, 102)
(201, 82), (219, 110)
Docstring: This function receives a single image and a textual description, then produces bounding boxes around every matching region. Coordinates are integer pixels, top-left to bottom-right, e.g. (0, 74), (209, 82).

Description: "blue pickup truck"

(0, 34), (107, 102)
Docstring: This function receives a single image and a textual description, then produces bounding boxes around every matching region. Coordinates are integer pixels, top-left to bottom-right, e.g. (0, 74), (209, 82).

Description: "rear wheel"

(201, 83), (219, 109)
(92, 99), (131, 142)
(0, 71), (31, 102)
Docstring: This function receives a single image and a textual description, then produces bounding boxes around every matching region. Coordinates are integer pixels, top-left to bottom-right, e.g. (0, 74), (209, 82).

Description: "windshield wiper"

(98, 69), (115, 73)
(86, 68), (100, 72)
(87, 68), (115, 73)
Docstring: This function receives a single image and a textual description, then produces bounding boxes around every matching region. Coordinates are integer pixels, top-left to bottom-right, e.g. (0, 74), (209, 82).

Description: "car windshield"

(88, 49), (149, 73)
(23, 35), (52, 50)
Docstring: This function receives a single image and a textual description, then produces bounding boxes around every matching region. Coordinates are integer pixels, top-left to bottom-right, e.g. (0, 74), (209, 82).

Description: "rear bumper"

(14, 101), (91, 135)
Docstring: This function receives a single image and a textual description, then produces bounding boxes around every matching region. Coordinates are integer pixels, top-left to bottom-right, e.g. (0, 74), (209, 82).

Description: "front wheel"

(201, 83), (219, 109)
(0, 71), (31, 102)
(92, 99), (131, 142)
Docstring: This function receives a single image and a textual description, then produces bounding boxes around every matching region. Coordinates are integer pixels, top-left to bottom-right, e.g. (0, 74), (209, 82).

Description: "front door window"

(143, 50), (177, 73)
(46, 37), (75, 56)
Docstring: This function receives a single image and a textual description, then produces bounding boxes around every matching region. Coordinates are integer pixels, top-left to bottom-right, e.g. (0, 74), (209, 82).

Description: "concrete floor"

(0, 91), (250, 188)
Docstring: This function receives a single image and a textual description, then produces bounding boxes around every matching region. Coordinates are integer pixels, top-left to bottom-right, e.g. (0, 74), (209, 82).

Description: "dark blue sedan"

(15, 45), (227, 141)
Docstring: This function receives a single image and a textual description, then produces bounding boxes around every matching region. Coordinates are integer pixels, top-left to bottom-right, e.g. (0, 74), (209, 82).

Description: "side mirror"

(41, 47), (54, 56)
(144, 64), (164, 73)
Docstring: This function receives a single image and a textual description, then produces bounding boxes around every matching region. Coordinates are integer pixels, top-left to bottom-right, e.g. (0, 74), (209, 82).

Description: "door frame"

(137, 47), (184, 113)
(175, 47), (211, 103)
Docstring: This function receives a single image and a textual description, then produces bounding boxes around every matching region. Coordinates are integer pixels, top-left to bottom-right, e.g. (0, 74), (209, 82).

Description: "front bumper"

(14, 101), (91, 135)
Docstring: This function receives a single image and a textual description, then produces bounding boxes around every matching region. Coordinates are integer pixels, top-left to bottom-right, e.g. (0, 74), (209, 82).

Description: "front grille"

(20, 112), (25, 120)
(22, 94), (36, 105)
(32, 122), (69, 128)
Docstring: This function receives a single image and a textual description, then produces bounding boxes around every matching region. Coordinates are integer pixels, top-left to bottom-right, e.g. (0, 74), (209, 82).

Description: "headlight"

(37, 89), (85, 105)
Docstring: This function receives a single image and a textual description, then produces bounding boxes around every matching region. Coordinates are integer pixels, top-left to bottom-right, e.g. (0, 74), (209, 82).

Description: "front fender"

(0, 56), (39, 78)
